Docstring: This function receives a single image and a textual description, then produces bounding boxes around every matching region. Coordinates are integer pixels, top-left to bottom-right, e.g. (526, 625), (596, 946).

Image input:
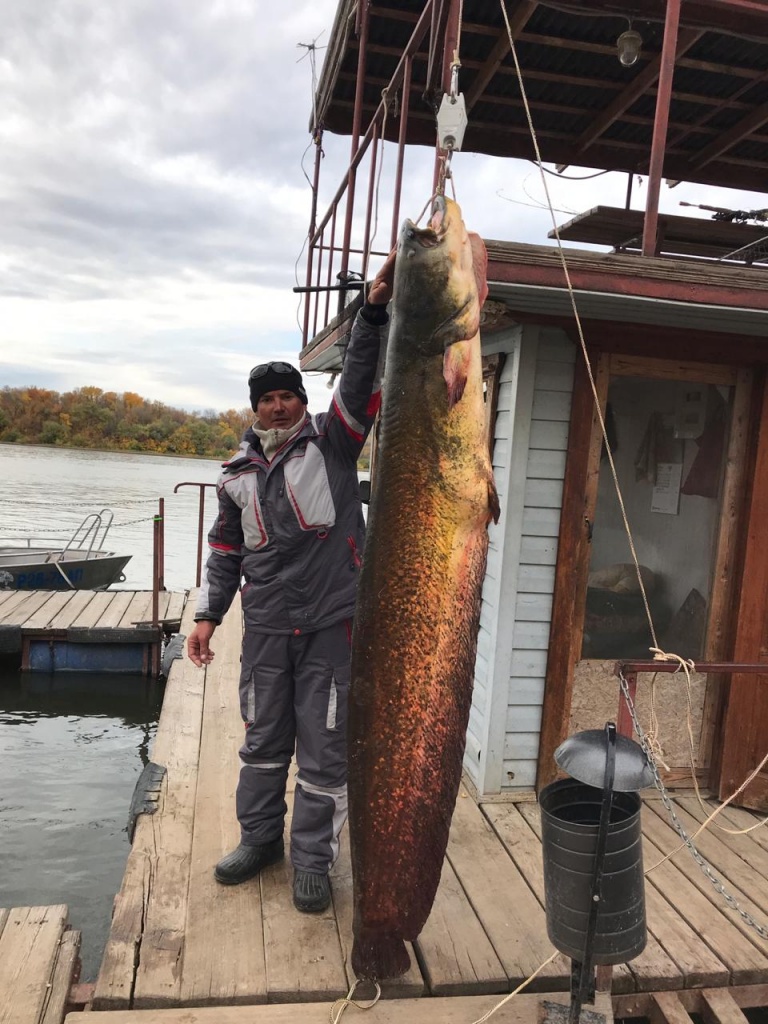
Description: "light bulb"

(617, 27), (642, 67)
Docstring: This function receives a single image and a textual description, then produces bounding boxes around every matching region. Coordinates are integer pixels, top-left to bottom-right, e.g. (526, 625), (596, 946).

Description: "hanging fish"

(348, 194), (499, 980)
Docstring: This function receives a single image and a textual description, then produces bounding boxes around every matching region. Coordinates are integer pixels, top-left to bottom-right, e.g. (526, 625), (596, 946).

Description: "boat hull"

(0, 550), (132, 591)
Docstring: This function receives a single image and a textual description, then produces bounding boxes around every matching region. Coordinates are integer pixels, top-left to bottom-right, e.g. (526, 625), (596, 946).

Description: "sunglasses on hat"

(248, 361), (295, 382)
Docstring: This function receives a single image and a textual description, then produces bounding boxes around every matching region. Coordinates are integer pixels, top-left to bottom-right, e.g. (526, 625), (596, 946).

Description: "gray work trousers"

(236, 621), (350, 874)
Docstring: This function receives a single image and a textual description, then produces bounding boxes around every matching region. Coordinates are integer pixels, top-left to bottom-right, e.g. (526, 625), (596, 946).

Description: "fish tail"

(351, 929), (411, 981)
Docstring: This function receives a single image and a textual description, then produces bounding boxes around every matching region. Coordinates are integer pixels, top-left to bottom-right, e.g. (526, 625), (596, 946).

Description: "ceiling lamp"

(617, 22), (642, 66)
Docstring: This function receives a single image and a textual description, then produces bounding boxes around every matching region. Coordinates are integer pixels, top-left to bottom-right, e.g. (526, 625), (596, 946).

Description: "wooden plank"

(64, 990), (610, 1024)
(651, 991), (695, 1024)
(21, 591), (76, 630)
(646, 799), (768, 918)
(676, 796), (768, 895)
(0, 589), (58, 627)
(163, 591), (187, 624)
(260, 794), (348, 1003)
(95, 590), (134, 628)
(118, 592), (153, 629)
(641, 813), (768, 982)
(178, 598), (270, 1007)
(0, 904), (69, 1024)
(0, 908), (8, 938)
(609, 354), (736, 386)
(446, 787), (568, 990)
(714, 801), (768, 856)
(700, 988), (752, 1024)
(642, 882), (729, 989)
(332, 826), (424, 998)
(94, 597), (206, 1010)
(68, 591), (116, 629)
(47, 589), (98, 629)
(41, 928), (82, 1024)
(0, 590), (45, 624)
(415, 852), (507, 995)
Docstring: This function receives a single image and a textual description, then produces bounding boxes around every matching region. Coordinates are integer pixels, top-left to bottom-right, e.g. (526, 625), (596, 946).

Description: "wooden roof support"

(691, 97), (768, 171)
(643, 0), (682, 258)
(465, 1), (539, 112)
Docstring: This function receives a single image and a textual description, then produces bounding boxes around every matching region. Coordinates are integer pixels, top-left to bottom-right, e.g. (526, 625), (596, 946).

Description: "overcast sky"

(2, 0), (766, 416)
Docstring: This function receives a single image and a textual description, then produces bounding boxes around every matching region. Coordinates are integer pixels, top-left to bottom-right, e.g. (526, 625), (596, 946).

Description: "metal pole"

(390, 55), (412, 249)
(642, 0), (681, 256)
(302, 135), (324, 347)
(340, 0), (371, 280)
(158, 496), (165, 593)
(152, 501), (160, 629)
(361, 124), (380, 283)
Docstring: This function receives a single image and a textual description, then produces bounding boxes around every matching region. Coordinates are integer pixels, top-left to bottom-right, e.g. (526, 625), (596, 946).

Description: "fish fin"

(469, 232), (489, 308)
(488, 474), (501, 524)
(351, 931), (411, 981)
(443, 341), (470, 408)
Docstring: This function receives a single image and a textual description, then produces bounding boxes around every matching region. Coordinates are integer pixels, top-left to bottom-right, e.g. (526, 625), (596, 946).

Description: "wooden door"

(718, 374), (768, 810)
(537, 352), (751, 792)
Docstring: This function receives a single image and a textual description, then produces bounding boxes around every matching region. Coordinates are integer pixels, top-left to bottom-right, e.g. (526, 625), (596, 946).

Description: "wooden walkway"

(91, 594), (768, 1012)
(0, 905), (80, 1024)
(0, 589), (188, 672)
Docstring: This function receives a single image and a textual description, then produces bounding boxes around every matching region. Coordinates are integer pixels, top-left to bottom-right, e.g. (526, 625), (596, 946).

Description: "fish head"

(395, 195), (488, 356)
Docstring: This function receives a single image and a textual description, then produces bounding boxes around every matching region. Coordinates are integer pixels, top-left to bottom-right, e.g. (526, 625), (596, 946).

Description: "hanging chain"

(618, 670), (768, 941)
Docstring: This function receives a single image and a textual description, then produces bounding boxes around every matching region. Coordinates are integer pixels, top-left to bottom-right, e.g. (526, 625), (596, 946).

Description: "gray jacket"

(195, 307), (387, 634)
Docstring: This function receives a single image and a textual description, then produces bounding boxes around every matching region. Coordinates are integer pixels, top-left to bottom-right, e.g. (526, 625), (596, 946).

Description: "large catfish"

(348, 195), (499, 980)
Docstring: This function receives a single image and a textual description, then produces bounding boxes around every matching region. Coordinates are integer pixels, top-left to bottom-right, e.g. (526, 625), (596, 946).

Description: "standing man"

(186, 255), (393, 913)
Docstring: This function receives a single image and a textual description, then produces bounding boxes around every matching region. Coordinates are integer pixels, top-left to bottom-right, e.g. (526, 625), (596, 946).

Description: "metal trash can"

(540, 776), (645, 963)
(539, 723), (654, 1024)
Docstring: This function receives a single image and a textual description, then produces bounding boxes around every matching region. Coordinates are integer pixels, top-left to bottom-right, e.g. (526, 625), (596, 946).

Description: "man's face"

(256, 390), (306, 430)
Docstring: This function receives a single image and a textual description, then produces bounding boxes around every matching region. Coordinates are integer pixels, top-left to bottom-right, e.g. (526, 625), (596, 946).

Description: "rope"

(329, 979), (381, 1024)
(469, 951), (559, 1024)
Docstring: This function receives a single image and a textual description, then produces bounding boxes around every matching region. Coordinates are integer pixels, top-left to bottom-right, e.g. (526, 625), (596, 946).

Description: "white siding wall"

(464, 325), (575, 793)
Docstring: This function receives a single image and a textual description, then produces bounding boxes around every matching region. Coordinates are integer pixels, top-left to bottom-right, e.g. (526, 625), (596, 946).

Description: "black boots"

(213, 837), (284, 885)
(213, 839), (330, 912)
(293, 870), (331, 912)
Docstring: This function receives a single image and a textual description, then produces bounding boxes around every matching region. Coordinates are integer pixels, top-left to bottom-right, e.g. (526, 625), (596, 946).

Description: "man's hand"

(187, 620), (216, 667)
(367, 247), (397, 306)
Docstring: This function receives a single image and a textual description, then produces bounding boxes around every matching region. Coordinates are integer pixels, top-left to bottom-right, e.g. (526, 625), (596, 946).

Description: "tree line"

(0, 385), (373, 467)
(0, 385), (253, 459)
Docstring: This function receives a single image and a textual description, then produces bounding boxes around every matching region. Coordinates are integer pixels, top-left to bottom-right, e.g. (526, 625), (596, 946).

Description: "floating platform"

(0, 904), (80, 1024)
(89, 593), (768, 1017)
(0, 589), (188, 674)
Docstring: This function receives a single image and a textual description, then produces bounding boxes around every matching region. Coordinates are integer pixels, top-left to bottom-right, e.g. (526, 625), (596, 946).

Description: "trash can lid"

(554, 727), (655, 791)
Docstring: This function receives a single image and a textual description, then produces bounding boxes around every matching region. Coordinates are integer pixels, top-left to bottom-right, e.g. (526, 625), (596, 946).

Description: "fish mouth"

(401, 195), (449, 249)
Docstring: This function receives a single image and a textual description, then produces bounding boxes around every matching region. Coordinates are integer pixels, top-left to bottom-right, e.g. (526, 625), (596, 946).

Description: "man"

(186, 255), (393, 913)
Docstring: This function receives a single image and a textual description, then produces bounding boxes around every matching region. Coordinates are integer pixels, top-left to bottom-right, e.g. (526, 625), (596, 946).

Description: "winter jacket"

(195, 306), (387, 634)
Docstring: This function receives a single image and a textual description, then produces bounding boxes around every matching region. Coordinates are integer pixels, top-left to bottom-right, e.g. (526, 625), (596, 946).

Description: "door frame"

(536, 348), (753, 791)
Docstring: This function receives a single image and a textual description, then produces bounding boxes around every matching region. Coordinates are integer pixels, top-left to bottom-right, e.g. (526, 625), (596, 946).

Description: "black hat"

(248, 361), (308, 412)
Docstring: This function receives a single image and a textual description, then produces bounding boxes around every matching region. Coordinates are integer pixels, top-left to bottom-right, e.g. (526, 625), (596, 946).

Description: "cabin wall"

(465, 323), (575, 794)
(462, 323), (577, 794)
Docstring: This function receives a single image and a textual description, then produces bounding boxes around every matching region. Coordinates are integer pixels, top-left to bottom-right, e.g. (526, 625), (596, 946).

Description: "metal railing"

(297, 0), (435, 348)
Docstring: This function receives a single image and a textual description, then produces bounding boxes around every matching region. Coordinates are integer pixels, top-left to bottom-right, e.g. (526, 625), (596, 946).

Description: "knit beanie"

(248, 362), (308, 412)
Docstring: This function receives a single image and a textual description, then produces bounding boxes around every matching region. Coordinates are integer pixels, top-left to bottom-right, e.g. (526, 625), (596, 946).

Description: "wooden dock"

(0, 905), (81, 1024)
(0, 589), (188, 673)
(87, 592), (768, 1018)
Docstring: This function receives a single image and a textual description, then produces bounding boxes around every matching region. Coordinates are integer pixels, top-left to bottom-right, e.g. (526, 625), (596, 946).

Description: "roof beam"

(465, 1), (538, 112)
(690, 97), (768, 169)
(556, 27), (702, 171)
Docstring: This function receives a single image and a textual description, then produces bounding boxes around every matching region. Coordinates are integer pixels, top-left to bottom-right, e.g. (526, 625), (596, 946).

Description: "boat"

(0, 509), (132, 591)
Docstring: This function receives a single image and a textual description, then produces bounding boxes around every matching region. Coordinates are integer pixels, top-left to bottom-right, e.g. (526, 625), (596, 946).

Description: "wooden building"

(298, 0), (768, 811)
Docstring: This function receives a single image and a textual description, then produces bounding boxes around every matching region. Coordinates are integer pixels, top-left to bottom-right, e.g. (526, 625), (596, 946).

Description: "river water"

(0, 443), (222, 980)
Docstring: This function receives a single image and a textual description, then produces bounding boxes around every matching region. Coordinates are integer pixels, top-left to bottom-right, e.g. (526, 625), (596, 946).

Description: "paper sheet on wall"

(651, 462), (683, 515)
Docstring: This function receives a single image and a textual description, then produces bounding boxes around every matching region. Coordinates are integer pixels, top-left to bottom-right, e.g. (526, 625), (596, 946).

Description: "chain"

(618, 670), (768, 940)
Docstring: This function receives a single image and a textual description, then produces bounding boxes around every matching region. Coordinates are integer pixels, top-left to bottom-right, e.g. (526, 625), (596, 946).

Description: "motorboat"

(0, 509), (132, 591)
